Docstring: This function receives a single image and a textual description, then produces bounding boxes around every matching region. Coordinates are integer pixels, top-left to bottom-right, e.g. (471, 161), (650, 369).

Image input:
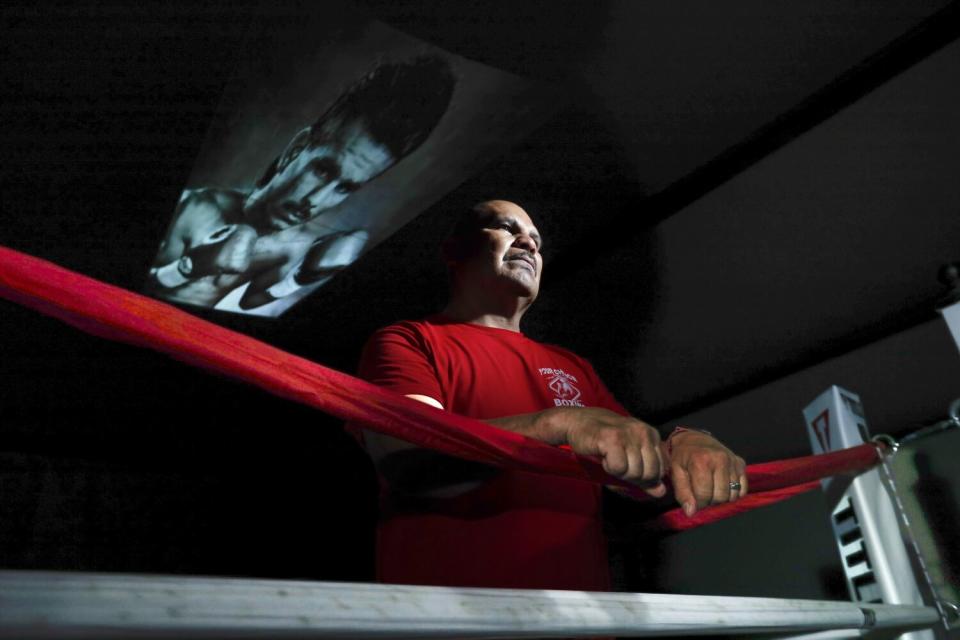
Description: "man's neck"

(441, 294), (530, 333)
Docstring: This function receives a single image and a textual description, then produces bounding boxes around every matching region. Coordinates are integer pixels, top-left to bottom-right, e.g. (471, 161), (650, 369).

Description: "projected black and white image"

(146, 9), (553, 317)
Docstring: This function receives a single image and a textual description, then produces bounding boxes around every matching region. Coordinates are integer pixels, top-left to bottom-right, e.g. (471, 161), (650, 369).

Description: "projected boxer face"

(244, 121), (396, 232)
(457, 200), (543, 299)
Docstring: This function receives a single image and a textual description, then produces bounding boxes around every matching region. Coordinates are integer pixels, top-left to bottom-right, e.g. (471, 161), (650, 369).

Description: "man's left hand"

(668, 430), (747, 517)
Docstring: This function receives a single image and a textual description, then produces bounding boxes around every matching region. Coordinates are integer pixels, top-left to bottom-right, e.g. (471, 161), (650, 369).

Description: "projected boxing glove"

(266, 229), (369, 298)
(152, 224), (258, 289)
(179, 224), (258, 277)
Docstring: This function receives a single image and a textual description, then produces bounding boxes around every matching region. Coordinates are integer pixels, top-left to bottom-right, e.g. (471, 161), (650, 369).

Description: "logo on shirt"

(539, 367), (583, 407)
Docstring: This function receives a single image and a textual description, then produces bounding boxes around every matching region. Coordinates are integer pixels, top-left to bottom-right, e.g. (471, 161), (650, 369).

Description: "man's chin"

(503, 274), (539, 298)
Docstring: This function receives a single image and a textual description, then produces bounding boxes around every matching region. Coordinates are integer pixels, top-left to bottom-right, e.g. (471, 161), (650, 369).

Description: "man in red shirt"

(357, 199), (747, 590)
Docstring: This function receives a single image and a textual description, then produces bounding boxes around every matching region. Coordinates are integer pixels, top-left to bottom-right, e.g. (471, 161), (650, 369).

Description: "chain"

(897, 399), (960, 448)
(871, 438), (957, 631)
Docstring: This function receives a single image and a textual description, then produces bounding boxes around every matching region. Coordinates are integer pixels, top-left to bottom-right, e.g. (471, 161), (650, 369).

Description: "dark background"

(2, 0), (959, 597)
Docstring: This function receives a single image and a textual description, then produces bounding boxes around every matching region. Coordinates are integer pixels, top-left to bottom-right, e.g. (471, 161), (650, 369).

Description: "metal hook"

(941, 600), (960, 628)
(870, 434), (899, 456)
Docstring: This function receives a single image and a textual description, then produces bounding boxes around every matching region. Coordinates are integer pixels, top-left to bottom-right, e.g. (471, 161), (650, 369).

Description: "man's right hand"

(545, 407), (667, 497)
(178, 224), (258, 279)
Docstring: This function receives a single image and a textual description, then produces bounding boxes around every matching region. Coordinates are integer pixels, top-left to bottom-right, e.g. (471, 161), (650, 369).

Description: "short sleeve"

(357, 322), (445, 404)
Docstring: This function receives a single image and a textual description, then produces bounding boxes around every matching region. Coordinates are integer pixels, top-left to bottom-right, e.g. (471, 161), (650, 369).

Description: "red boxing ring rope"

(0, 247), (883, 530)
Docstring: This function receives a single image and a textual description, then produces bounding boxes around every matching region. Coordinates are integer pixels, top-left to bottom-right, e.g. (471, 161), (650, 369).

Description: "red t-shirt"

(357, 315), (628, 591)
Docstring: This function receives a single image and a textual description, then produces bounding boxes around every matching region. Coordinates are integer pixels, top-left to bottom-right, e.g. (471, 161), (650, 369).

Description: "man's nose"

(513, 234), (537, 254)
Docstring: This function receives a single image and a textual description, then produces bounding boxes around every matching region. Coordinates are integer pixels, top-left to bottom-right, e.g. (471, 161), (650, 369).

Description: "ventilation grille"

(832, 495), (883, 604)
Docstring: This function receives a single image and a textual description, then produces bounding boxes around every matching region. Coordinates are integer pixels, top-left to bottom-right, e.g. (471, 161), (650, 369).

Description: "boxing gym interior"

(1, 1), (958, 637)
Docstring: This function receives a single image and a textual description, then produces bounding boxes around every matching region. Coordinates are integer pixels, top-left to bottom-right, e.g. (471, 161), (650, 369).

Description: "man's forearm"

(371, 406), (662, 497)
(485, 409), (568, 445)
(370, 397), (745, 514)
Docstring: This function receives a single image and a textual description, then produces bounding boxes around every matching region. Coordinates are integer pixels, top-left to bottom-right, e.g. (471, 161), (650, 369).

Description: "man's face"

(454, 201), (543, 300)
(244, 121), (395, 232)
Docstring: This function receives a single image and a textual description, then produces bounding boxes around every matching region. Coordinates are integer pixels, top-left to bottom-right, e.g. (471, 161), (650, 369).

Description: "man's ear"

(276, 128), (312, 173)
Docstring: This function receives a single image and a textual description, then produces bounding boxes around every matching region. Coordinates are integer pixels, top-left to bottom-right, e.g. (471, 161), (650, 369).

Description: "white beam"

(0, 571), (940, 639)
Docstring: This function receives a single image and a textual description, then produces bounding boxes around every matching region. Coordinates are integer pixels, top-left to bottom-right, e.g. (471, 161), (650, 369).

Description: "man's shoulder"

(358, 318), (448, 382)
(366, 315), (471, 361)
(372, 316), (434, 336)
(365, 317), (438, 350)
(378, 314), (457, 333)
